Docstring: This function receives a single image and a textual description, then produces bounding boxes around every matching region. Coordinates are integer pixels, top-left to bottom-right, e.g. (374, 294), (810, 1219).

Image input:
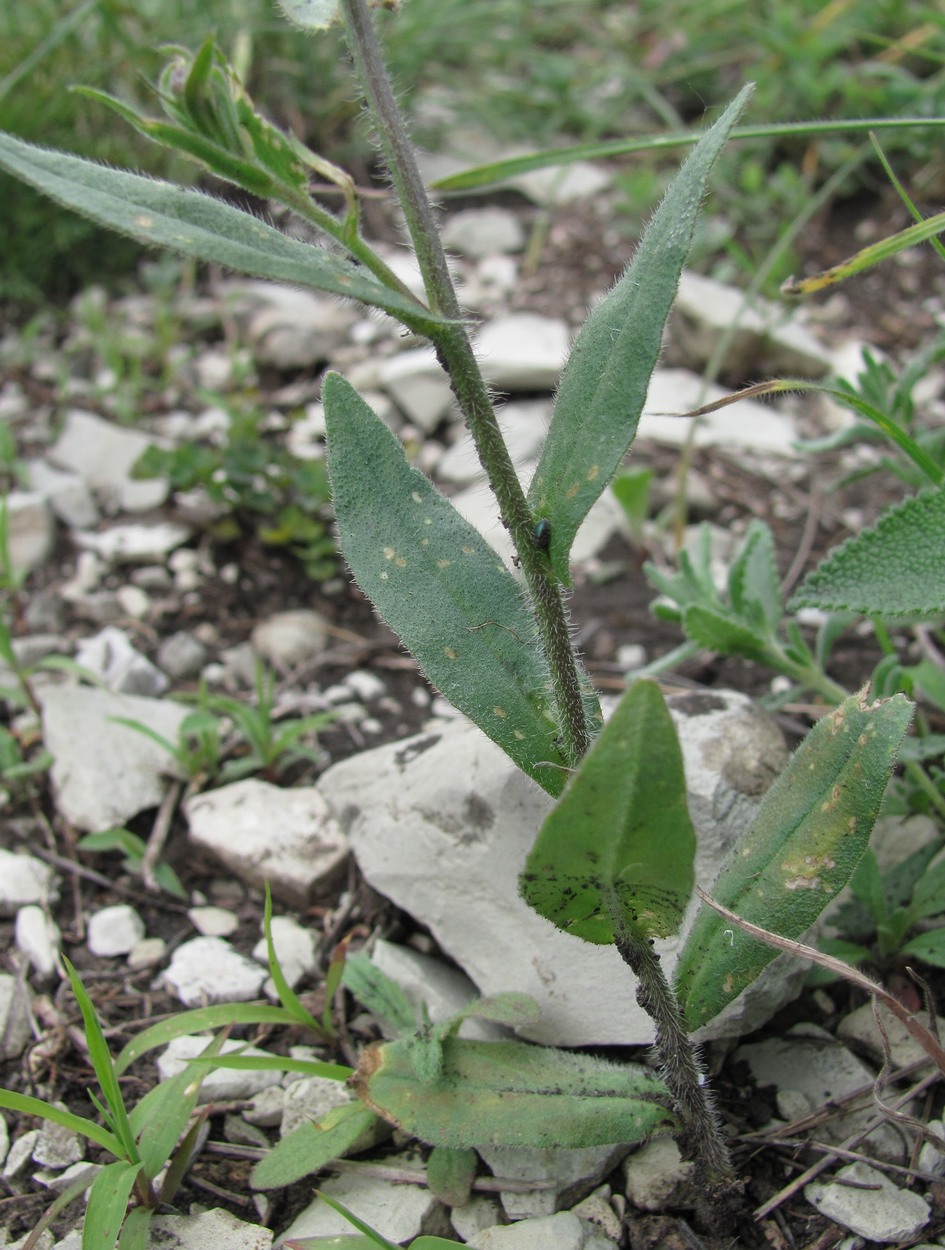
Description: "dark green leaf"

(521, 680), (694, 944)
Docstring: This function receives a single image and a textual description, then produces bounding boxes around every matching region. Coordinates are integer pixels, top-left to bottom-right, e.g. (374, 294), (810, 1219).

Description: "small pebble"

(87, 904), (146, 957)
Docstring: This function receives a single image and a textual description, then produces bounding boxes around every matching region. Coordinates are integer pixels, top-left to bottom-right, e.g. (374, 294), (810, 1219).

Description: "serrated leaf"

(0, 132), (445, 334)
(323, 373), (568, 794)
(527, 87), (751, 583)
(900, 927), (945, 967)
(521, 680), (694, 944)
(789, 486), (945, 620)
(675, 690), (914, 1031)
(353, 1036), (673, 1148)
(251, 1102), (380, 1189)
(681, 605), (768, 660)
(726, 520), (781, 633)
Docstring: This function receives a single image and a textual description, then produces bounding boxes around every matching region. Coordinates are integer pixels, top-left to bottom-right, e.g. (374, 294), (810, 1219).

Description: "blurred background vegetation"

(1, 0), (943, 304)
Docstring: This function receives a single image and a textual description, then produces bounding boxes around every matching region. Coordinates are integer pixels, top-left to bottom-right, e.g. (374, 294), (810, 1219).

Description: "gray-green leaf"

(0, 132), (445, 333)
(527, 86), (752, 583)
(323, 373), (568, 794)
(675, 689), (913, 1031)
(788, 486), (945, 620)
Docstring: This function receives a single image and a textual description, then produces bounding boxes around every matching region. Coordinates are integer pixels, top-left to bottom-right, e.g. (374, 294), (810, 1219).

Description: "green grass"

(1, 0), (942, 301)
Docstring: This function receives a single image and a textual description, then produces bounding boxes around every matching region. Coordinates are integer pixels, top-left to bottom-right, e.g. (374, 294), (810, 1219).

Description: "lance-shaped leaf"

(0, 132), (446, 334)
(323, 373), (568, 795)
(520, 680), (695, 944)
(527, 86), (752, 584)
(789, 486), (945, 620)
(251, 1102), (381, 1189)
(351, 1035), (674, 1149)
(675, 689), (914, 1031)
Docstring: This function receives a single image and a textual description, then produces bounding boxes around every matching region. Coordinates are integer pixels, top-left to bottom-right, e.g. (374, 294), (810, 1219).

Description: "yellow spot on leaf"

(412, 491), (422, 503)
(514, 730), (525, 740)
(383, 547), (396, 561)
(444, 647), (458, 660)
(587, 465), (599, 481)
(437, 559), (451, 569)
(461, 545), (475, 555)
(133, 214), (153, 229)
(493, 706), (507, 718)
(566, 483), (579, 499)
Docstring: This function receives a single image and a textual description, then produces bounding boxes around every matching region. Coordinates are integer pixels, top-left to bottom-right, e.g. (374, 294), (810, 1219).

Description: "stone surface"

(74, 520), (192, 565)
(0, 850), (58, 919)
(469, 1210), (612, 1250)
(672, 269), (832, 378)
(186, 779), (349, 908)
(41, 685), (188, 831)
(837, 1001), (945, 1069)
(478, 1143), (629, 1221)
(157, 1035), (282, 1102)
(737, 1026), (903, 1159)
(32, 1111), (83, 1169)
(250, 609), (329, 670)
(475, 314), (570, 390)
(86, 904), (146, 957)
(5, 490), (54, 574)
(437, 401), (550, 485)
(246, 286), (357, 369)
(160, 936), (268, 1007)
(48, 409), (168, 512)
(637, 368), (797, 454)
(15, 905), (61, 981)
(371, 939), (504, 1042)
(279, 1075), (353, 1137)
(27, 459), (98, 529)
(74, 626), (168, 696)
(442, 207), (526, 257)
(188, 905), (240, 937)
(277, 1163), (432, 1246)
(149, 1208), (273, 1250)
(157, 631), (208, 681)
(0, 972), (33, 1059)
(319, 691), (790, 1046)
(805, 1160), (930, 1242)
(622, 1138), (694, 1211)
(252, 914), (318, 992)
(378, 347), (456, 432)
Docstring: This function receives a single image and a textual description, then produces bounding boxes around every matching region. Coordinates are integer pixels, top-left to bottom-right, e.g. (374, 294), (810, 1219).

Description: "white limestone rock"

(186, 779), (349, 908)
(672, 269), (832, 378)
(378, 347), (455, 432)
(475, 314), (570, 390)
(478, 1143), (630, 1221)
(805, 1161), (929, 1242)
(622, 1138), (694, 1211)
(48, 409), (168, 512)
(442, 208), (525, 258)
(0, 849), (58, 915)
(160, 936), (267, 1007)
(27, 459), (99, 529)
(4, 490), (55, 574)
(0, 972), (33, 1059)
(251, 915), (318, 993)
(157, 1035), (282, 1101)
(276, 1162), (432, 1247)
(74, 521), (192, 565)
(41, 685), (188, 831)
(246, 287), (357, 369)
(15, 905), (61, 981)
(468, 1209), (611, 1250)
(74, 627), (168, 696)
(250, 608), (329, 670)
(149, 1208), (273, 1250)
(87, 905), (146, 957)
(318, 690), (791, 1047)
(638, 368), (797, 454)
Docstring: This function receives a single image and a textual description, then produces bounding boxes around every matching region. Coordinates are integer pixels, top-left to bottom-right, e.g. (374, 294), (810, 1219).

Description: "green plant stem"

(339, 0), (591, 763)
(611, 912), (739, 1213)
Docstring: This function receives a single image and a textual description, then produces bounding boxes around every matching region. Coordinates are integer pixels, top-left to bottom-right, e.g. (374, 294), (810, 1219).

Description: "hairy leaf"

(351, 1035), (674, 1148)
(527, 86), (752, 583)
(251, 1102), (380, 1189)
(675, 689), (913, 1030)
(789, 486), (945, 620)
(521, 680), (694, 943)
(323, 373), (568, 794)
(0, 132), (445, 334)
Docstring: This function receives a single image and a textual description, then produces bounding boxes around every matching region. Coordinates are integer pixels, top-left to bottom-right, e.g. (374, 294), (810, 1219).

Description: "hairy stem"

(612, 912), (738, 1204)
(340, 0), (592, 763)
